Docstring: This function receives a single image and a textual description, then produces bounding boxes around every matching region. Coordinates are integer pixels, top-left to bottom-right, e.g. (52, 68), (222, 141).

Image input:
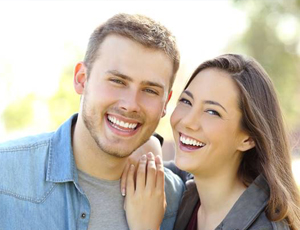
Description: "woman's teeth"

(180, 135), (205, 147)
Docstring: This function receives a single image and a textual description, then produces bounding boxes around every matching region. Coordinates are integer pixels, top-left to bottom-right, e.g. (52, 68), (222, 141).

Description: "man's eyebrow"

(141, 81), (164, 90)
(106, 70), (133, 81)
(107, 70), (165, 90)
(204, 100), (228, 113)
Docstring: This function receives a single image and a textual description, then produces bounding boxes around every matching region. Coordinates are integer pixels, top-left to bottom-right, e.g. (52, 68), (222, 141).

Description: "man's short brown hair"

(83, 13), (180, 89)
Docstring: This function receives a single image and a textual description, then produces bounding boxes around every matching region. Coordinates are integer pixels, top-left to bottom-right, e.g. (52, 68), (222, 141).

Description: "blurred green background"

(0, 1), (299, 183)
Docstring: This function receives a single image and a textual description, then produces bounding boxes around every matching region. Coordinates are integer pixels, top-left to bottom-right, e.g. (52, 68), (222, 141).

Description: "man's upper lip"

(106, 113), (142, 124)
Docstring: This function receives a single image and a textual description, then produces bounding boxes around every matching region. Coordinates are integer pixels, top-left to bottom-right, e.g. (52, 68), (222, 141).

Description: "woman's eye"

(179, 98), (192, 106)
(206, 110), (221, 117)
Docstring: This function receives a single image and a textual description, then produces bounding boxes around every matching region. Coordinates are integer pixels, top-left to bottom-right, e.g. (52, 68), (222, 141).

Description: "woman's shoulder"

(271, 219), (290, 230)
(248, 211), (290, 230)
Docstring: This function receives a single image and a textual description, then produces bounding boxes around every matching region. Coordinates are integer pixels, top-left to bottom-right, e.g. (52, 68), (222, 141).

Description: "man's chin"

(106, 150), (132, 159)
(97, 143), (135, 159)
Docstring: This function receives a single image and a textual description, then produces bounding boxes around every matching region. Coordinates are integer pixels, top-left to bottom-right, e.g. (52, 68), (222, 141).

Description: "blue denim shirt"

(0, 114), (184, 230)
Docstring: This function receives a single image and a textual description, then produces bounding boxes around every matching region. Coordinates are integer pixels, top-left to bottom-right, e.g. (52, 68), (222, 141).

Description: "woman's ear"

(237, 135), (256, 152)
(74, 62), (87, 95)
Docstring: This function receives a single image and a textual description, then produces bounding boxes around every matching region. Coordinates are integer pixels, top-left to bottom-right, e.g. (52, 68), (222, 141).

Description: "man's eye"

(206, 110), (221, 117)
(144, 88), (158, 95)
(110, 79), (125, 85)
(179, 98), (192, 106)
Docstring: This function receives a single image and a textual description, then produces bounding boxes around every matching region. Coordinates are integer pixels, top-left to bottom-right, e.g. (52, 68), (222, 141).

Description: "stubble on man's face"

(82, 89), (150, 158)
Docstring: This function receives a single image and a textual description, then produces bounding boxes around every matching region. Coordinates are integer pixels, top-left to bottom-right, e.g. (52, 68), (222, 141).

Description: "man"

(0, 13), (184, 230)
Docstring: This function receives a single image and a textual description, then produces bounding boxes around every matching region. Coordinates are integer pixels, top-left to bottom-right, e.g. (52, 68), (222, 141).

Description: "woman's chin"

(174, 155), (194, 173)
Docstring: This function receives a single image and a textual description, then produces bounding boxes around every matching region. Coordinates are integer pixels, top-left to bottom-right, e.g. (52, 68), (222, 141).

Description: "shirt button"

(81, 213), (86, 219)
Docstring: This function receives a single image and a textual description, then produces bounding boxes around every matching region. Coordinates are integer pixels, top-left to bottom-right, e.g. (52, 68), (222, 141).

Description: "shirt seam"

(0, 141), (49, 152)
(0, 183), (57, 204)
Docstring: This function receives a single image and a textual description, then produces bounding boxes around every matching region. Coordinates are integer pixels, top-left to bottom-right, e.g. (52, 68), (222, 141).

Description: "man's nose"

(118, 90), (141, 113)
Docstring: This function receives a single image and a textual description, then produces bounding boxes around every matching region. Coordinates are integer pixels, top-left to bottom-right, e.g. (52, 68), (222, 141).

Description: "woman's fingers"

(146, 152), (157, 191)
(121, 163), (130, 196)
(126, 164), (135, 197)
(155, 155), (165, 193)
(124, 153), (166, 230)
(136, 154), (147, 192)
(125, 153), (165, 196)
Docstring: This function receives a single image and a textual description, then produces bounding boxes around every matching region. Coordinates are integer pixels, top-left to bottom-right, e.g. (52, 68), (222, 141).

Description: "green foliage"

(228, 0), (300, 129)
(1, 44), (83, 134)
(48, 66), (80, 130)
(2, 94), (35, 131)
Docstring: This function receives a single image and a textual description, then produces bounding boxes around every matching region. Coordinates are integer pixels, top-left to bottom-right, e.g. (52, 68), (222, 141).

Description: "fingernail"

(147, 152), (153, 158)
(141, 154), (147, 161)
(121, 188), (126, 197)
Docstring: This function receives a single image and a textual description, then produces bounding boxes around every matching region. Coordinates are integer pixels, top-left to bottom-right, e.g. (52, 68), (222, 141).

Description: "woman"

(123, 54), (300, 230)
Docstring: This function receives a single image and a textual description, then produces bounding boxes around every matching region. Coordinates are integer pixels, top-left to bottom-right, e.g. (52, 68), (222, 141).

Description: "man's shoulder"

(0, 132), (54, 170)
(160, 167), (184, 230)
(0, 132), (53, 151)
(0, 132), (55, 202)
(164, 167), (185, 192)
(163, 167), (185, 215)
(0, 131), (55, 171)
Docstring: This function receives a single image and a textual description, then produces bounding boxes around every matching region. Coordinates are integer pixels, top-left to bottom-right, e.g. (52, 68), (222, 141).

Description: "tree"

(228, 0), (300, 130)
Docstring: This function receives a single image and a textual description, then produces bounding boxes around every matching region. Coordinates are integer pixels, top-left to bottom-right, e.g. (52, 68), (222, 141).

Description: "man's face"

(77, 34), (173, 158)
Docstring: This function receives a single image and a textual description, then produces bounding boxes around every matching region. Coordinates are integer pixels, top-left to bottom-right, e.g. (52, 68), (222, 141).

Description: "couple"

(0, 13), (299, 230)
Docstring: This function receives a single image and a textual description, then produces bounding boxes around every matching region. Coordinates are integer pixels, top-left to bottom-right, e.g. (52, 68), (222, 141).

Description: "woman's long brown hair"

(185, 54), (300, 229)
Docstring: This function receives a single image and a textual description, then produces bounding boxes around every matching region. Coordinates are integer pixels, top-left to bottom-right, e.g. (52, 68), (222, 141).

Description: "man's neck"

(72, 115), (127, 181)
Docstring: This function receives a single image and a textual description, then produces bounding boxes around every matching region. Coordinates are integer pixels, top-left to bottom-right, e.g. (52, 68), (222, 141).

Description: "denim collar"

(46, 114), (79, 184)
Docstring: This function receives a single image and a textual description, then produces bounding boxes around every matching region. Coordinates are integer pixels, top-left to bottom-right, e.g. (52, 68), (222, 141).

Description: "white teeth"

(180, 135), (205, 147)
(128, 123), (137, 129)
(108, 115), (138, 130)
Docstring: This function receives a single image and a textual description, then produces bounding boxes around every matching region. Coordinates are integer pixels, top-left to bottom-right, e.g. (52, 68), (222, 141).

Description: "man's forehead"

(93, 34), (173, 90)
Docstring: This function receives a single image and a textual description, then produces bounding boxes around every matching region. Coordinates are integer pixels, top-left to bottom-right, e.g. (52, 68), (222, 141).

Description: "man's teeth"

(108, 115), (138, 129)
(180, 135), (205, 147)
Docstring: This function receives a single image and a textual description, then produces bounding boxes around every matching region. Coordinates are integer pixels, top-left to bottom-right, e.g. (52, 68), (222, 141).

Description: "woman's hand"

(124, 152), (166, 230)
(121, 136), (163, 196)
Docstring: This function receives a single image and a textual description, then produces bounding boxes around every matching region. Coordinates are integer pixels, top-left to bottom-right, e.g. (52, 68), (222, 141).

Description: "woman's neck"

(195, 172), (247, 230)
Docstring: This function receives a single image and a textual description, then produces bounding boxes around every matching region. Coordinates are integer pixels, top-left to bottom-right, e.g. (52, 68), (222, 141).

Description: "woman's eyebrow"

(182, 90), (227, 113)
(204, 100), (227, 113)
(182, 90), (193, 99)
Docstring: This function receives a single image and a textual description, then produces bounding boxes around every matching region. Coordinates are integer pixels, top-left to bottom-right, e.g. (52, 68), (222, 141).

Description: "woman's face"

(171, 68), (251, 177)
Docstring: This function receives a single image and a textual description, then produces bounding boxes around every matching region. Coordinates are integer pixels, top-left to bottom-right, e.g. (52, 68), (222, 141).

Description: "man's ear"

(74, 62), (87, 95)
(162, 90), (173, 118)
(237, 135), (255, 152)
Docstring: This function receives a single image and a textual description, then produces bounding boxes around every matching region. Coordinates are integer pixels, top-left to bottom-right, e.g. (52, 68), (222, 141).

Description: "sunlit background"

(0, 0), (299, 186)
